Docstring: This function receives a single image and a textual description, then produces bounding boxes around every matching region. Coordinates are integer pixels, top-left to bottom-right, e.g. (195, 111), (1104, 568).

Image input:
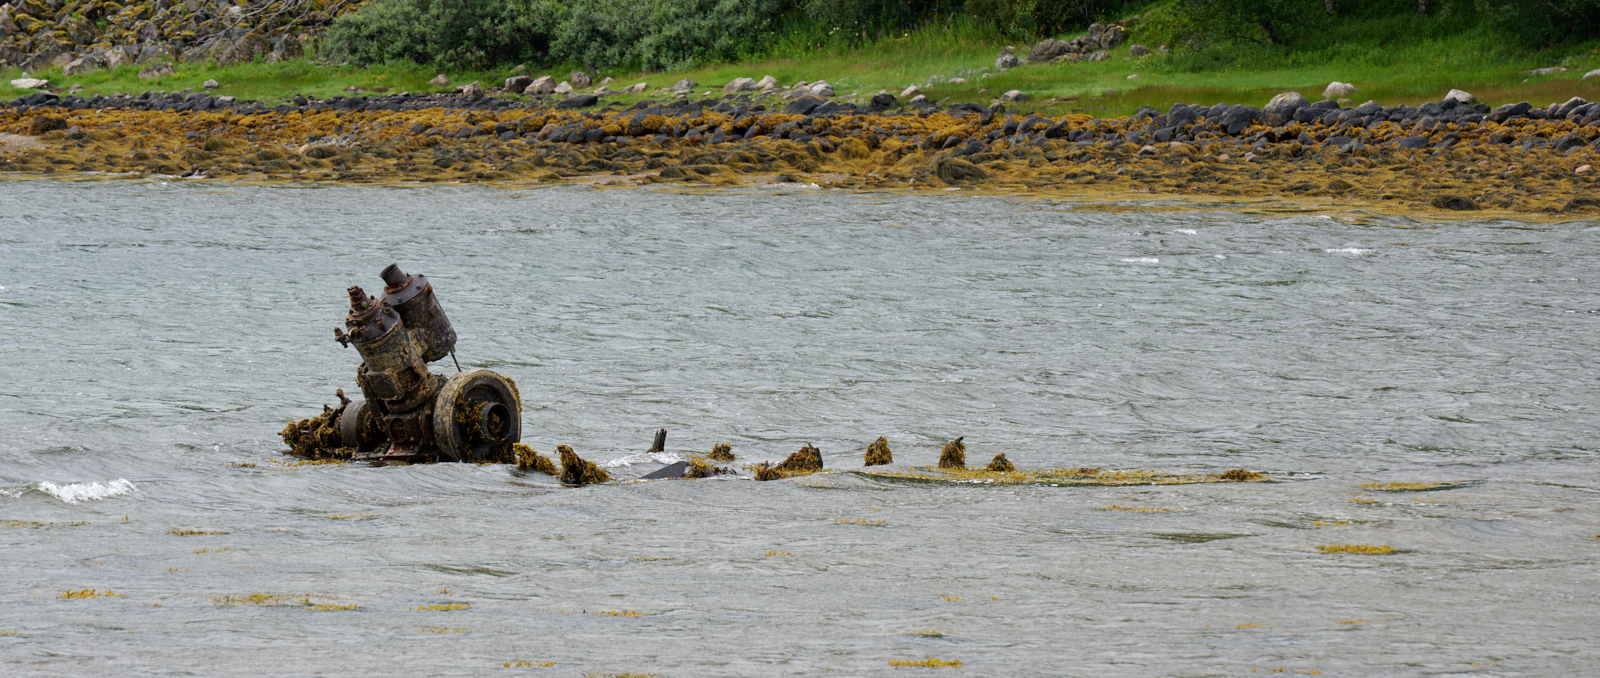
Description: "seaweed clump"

(513, 443), (558, 475)
(864, 437), (893, 466)
(752, 463), (783, 481)
(776, 445), (824, 473)
(1214, 469), (1265, 481)
(985, 453), (1015, 473)
(684, 459), (733, 478)
(708, 443), (735, 461)
(278, 390), (354, 460)
(937, 437), (966, 469)
(557, 445), (611, 485)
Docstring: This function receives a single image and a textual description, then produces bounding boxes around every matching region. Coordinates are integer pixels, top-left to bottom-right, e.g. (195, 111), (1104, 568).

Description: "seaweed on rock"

(776, 444), (823, 473)
(985, 453), (1015, 473)
(937, 437), (965, 469)
(557, 444), (610, 485)
(513, 443), (558, 475)
(708, 443), (735, 461)
(864, 436), (893, 466)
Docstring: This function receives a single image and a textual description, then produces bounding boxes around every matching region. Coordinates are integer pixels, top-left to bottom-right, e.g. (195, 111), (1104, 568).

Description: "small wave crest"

(1120, 257), (1160, 264)
(600, 452), (686, 468)
(34, 479), (137, 504)
(1173, 228), (1198, 235)
(1324, 247), (1375, 255)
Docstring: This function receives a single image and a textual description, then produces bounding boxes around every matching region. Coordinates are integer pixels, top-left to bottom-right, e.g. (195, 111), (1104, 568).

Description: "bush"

(324, 0), (788, 71)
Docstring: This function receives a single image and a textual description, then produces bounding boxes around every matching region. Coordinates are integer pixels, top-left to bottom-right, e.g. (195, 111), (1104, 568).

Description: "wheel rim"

(432, 370), (521, 463)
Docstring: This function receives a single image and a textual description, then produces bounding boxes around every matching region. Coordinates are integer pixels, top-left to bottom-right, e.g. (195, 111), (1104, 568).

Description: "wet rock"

(1263, 91), (1310, 125)
(775, 444), (823, 472)
(429, 74), (450, 88)
(1000, 90), (1027, 103)
(526, 76), (557, 95)
(1430, 195), (1481, 210)
(864, 437), (892, 466)
(985, 453), (1015, 473)
(504, 75), (534, 94)
(138, 63), (174, 82)
(785, 95), (825, 115)
(868, 92), (898, 110)
(724, 77), (756, 93)
(557, 444), (610, 484)
(570, 71), (591, 89)
(937, 437), (966, 469)
(512, 443), (557, 475)
(1129, 43), (1151, 57)
(1323, 82), (1356, 99)
(709, 443), (735, 462)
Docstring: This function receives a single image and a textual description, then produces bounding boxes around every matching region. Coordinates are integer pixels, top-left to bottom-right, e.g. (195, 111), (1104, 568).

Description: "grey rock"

(570, 71), (591, 88)
(756, 75), (778, 90)
(1263, 91), (1310, 126)
(1087, 50), (1110, 63)
(900, 85), (921, 99)
(458, 81), (485, 98)
(1443, 89), (1475, 105)
(1129, 43), (1151, 57)
(724, 77), (756, 93)
(202, 78), (218, 90)
(9, 77), (46, 89)
(620, 82), (648, 95)
(526, 76), (556, 95)
(1525, 67), (1568, 76)
(554, 81), (573, 95)
(670, 78), (696, 92)
(137, 62), (174, 82)
(1000, 89), (1027, 103)
(1323, 81), (1356, 99)
(504, 75), (533, 94)
(1586, 69), (1600, 80)
(996, 51), (1019, 71)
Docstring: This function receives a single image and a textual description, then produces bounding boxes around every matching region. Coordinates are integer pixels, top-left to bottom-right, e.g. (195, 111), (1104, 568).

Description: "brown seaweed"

(708, 443), (736, 461)
(512, 443), (558, 475)
(937, 437), (966, 469)
(557, 445), (611, 485)
(864, 436), (893, 466)
(985, 453), (1015, 473)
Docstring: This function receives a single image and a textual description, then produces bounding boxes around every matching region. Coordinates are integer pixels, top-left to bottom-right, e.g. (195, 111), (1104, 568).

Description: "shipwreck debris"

(864, 436), (893, 466)
(937, 437), (966, 469)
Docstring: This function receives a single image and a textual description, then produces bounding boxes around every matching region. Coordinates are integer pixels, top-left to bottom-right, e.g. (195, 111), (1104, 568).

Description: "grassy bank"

(5, 12), (1600, 116)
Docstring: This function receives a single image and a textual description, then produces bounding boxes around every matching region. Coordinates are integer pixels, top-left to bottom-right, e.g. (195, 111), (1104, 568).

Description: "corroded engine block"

(290, 264), (522, 464)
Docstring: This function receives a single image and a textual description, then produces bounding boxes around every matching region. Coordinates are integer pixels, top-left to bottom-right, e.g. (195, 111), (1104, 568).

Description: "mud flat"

(4, 89), (1600, 216)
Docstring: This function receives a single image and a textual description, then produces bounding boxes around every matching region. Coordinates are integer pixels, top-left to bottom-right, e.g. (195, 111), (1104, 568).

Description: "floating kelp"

(937, 437), (966, 469)
(557, 445), (611, 485)
(985, 453), (1015, 473)
(1316, 543), (1396, 555)
(512, 443), (558, 475)
(864, 437), (893, 466)
(1214, 469), (1265, 481)
(861, 465), (1272, 487)
(1359, 481), (1452, 492)
(683, 459), (733, 479)
(752, 463), (783, 481)
(708, 443), (735, 462)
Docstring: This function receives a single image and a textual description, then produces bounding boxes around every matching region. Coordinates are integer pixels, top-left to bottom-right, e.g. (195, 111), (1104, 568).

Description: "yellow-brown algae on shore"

(708, 442), (735, 461)
(864, 436), (893, 466)
(557, 445), (610, 485)
(512, 443), (558, 475)
(937, 437), (966, 469)
(4, 100), (1599, 218)
(985, 453), (1015, 472)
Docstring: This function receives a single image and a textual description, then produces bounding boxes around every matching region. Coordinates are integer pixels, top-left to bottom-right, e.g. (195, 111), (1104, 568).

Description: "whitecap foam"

(1173, 228), (1198, 235)
(1324, 247), (1375, 255)
(1120, 257), (1160, 264)
(600, 452), (685, 468)
(36, 479), (136, 504)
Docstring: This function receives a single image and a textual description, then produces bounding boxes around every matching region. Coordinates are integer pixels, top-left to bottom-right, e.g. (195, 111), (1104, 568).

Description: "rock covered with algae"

(708, 443), (735, 461)
(752, 463), (784, 481)
(1213, 468), (1265, 481)
(864, 437), (893, 466)
(557, 445), (610, 485)
(937, 437), (966, 469)
(512, 443), (558, 475)
(776, 444), (824, 473)
(683, 458), (733, 478)
(985, 453), (1015, 472)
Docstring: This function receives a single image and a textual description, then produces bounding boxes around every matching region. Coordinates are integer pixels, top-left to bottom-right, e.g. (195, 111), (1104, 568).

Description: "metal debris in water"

(280, 264), (523, 465)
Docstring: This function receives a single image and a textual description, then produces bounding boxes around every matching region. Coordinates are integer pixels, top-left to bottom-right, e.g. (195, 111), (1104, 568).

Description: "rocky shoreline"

(3, 86), (1599, 215)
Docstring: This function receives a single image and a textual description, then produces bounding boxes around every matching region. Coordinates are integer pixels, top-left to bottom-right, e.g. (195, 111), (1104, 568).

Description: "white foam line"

(36, 479), (137, 504)
(600, 452), (685, 469)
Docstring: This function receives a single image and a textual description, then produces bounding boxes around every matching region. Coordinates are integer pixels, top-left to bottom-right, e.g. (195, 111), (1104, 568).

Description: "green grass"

(5, 10), (1600, 117)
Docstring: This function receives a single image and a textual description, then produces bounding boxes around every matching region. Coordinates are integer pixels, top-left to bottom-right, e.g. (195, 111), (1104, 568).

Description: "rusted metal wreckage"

(308, 264), (523, 464)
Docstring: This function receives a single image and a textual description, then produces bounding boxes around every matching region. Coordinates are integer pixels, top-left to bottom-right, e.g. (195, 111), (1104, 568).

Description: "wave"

(600, 452), (685, 468)
(1324, 247), (1375, 255)
(1120, 257), (1160, 264)
(34, 479), (137, 504)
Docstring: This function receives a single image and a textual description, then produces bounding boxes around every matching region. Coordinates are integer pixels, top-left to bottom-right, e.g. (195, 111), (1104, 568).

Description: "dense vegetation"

(321, 0), (1599, 73)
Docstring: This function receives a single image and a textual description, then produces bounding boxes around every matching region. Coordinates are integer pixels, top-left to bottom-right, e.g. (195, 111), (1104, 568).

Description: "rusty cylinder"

(344, 285), (429, 408)
(379, 263), (457, 363)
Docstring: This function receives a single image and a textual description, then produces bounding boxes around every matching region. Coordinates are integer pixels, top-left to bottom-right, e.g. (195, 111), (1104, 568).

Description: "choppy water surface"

(2, 181), (1599, 677)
